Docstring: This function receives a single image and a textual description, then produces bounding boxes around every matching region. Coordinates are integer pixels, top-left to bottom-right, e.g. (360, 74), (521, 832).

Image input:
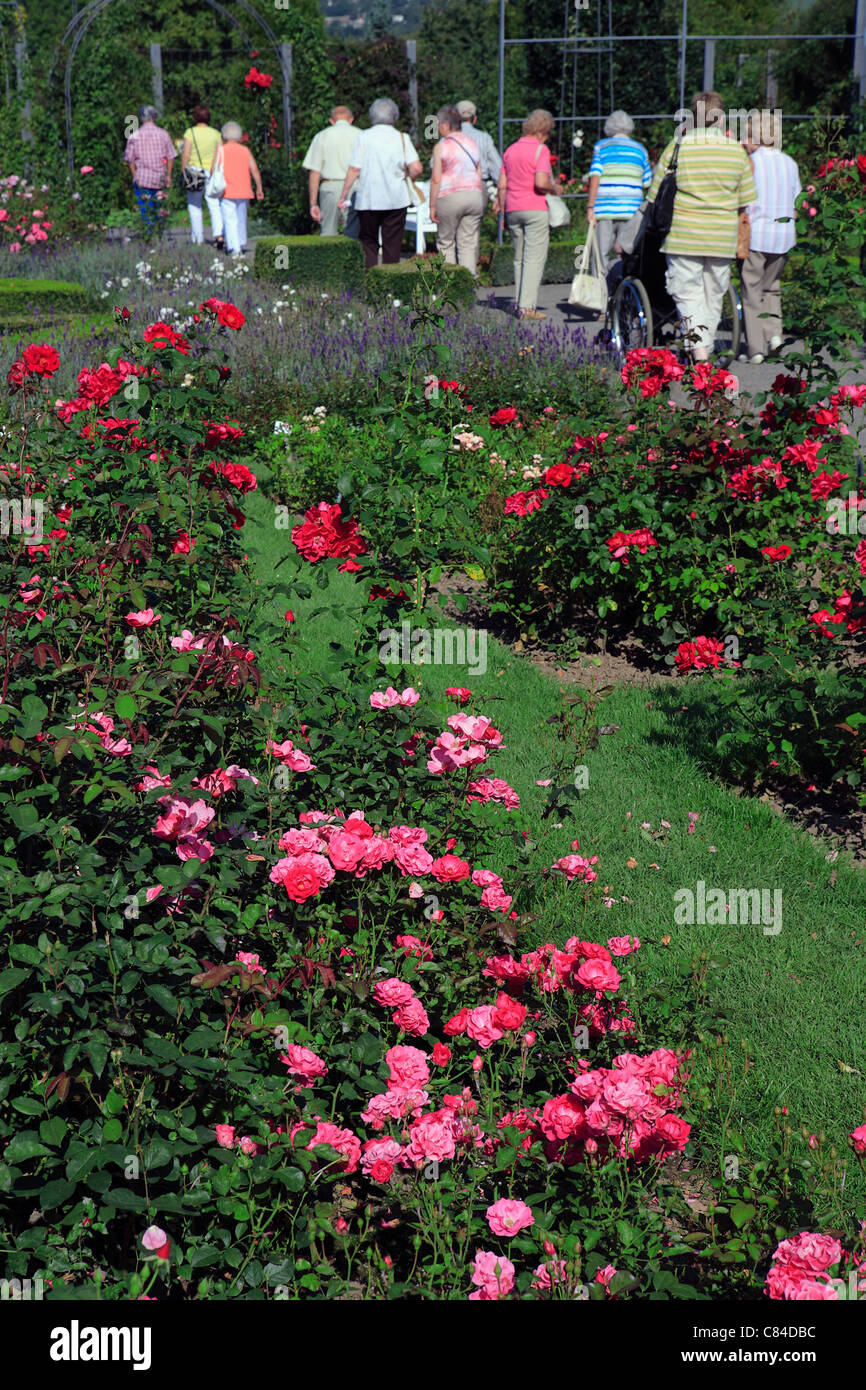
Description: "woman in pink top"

(495, 110), (556, 318)
(217, 120), (263, 257)
(428, 105), (486, 278)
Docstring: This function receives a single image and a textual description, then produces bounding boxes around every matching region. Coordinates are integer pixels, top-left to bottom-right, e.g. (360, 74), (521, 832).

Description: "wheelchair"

(607, 224), (742, 363)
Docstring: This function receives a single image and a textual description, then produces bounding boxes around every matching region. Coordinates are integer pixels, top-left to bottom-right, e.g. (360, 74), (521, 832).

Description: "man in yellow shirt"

(647, 90), (757, 361)
(303, 106), (359, 238)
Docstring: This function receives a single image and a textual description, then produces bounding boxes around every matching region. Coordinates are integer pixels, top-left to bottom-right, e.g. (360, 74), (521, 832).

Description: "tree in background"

(368, 0), (394, 41)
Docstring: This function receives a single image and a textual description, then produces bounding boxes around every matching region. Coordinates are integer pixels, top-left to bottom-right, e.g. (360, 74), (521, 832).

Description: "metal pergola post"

(497, 0), (504, 246)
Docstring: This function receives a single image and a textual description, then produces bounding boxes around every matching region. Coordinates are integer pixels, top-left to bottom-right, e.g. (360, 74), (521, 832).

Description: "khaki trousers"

(741, 248), (786, 354)
(507, 208), (550, 310)
(435, 188), (486, 277)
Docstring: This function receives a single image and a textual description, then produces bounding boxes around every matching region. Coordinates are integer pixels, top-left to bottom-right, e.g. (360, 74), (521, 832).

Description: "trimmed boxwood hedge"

(490, 240), (582, 286)
(365, 259), (476, 310)
(253, 235), (365, 293)
(0, 278), (91, 327)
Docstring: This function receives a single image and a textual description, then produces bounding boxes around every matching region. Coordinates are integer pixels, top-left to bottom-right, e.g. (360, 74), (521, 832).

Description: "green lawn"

(241, 470), (866, 1213)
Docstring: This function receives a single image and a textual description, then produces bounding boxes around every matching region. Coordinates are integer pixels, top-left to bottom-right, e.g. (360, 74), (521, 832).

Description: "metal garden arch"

(48, 0), (293, 182)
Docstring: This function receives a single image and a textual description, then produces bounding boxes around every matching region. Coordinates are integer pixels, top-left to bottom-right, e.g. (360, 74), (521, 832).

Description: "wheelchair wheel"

(714, 283), (742, 363)
(610, 277), (653, 354)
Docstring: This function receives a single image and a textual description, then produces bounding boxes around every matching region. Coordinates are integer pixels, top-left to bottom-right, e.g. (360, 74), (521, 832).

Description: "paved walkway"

(478, 281), (866, 398)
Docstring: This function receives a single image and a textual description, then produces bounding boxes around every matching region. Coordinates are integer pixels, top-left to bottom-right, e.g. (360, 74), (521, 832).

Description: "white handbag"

(569, 224), (608, 312)
(205, 145), (226, 199)
(535, 143), (571, 228)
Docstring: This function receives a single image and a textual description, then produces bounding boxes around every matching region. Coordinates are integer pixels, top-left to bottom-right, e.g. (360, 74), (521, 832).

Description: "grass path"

(241, 469), (866, 1209)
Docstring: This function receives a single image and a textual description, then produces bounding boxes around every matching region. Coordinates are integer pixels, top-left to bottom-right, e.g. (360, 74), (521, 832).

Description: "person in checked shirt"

(124, 105), (176, 237)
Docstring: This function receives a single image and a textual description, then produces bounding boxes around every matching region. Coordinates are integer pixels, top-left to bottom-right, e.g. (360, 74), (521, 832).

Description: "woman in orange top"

(218, 120), (264, 256)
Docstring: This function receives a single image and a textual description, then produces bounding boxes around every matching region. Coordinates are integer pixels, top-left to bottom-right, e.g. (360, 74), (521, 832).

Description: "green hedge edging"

(490, 240), (582, 286)
(365, 259), (476, 310)
(0, 278), (91, 324)
(253, 235), (366, 293)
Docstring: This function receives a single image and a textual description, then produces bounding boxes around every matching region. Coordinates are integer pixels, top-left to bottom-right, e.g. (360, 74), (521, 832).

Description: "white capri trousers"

(221, 198), (249, 255)
(664, 254), (732, 355)
(186, 187), (223, 243)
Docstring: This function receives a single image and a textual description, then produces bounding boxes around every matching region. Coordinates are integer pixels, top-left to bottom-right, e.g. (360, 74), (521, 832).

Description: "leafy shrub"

(0, 278), (91, 327)
(366, 259), (476, 310)
(253, 235), (365, 295)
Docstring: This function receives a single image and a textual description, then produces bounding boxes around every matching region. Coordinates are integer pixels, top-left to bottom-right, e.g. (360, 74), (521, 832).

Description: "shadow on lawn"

(646, 680), (866, 865)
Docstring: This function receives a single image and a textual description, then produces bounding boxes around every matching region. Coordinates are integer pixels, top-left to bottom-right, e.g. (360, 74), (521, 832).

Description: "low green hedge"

(253, 235), (365, 293)
(0, 278), (91, 325)
(490, 240), (581, 286)
(365, 259), (476, 309)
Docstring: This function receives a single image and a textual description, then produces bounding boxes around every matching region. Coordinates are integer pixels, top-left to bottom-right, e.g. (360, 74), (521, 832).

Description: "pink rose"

(280, 1044), (328, 1087)
(465, 1005), (505, 1049)
(372, 978), (416, 1007)
(469, 1250), (515, 1300)
(486, 1198), (534, 1237)
(385, 1044), (430, 1090)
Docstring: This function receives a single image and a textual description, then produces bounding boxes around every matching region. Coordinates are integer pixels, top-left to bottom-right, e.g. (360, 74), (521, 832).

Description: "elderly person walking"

(303, 105), (359, 237)
(218, 120), (263, 257)
(456, 100), (502, 183)
(739, 112), (801, 363)
(123, 105), (176, 237)
(337, 98), (422, 270)
(586, 110), (652, 271)
(646, 90), (757, 362)
(428, 105), (486, 277)
(181, 103), (224, 248)
(495, 109), (556, 320)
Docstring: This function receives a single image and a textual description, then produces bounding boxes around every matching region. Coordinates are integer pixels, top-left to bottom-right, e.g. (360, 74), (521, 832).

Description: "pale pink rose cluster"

(153, 795), (215, 862)
(466, 776), (520, 811)
(279, 1043), (329, 1088)
(427, 713), (502, 775)
(266, 736), (316, 772)
(764, 1232), (866, 1300)
(369, 686), (420, 708)
(83, 710), (133, 757)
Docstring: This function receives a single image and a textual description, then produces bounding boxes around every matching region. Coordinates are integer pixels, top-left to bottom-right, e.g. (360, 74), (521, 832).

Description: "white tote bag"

(205, 145), (226, 199)
(569, 223), (608, 312)
(535, 142), (571, 228)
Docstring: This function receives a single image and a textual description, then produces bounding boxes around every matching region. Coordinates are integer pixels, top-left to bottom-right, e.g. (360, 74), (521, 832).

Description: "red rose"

(492, 993), (527, 1031)
(6, 360), (26, 390)
(544, 462), (575, 487)
(443, 1008), (469, 1036)
(489, 406), (518, 427)
(21, 344), (60, 377)
(760, 545), (792, 562)
(369, 1159), (393, 1182)
(285, 610), (295, 623)
(216, 302), (245, 330)
(431, 1043), (452, 1066)
(431, 853), (471, 883)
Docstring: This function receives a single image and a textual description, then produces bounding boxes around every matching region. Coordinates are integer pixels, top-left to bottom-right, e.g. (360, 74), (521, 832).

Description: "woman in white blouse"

(338, 98), (422, 269)
(739, 113), (802, 363)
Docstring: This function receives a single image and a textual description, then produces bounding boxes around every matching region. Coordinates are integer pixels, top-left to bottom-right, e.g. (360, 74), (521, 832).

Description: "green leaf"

(115, 694), (137, 720)
(5, 1133), (51, 1162)
(87, 1039), (109, 1079)
(730, 1201), (756, 1229)
(40, 1178), (77, 1209)
(146, 983), (177, 1018)
(0, 967), (31, 1000)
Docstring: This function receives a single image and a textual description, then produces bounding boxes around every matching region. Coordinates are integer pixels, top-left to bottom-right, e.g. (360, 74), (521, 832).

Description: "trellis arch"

(49, 0), (292, 181)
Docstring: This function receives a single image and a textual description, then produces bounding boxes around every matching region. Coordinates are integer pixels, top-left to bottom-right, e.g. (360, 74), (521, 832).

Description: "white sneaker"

(749, 354), (764, 364)
(737, 353), (748, 363)
(768, 335), (783, 352)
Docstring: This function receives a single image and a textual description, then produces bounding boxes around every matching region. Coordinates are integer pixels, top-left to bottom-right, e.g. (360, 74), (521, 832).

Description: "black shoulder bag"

(182, 131), (208, 192)
(645, 138), (681, 239)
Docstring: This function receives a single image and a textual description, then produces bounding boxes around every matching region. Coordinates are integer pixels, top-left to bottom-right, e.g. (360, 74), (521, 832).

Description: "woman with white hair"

(337, 97), (422, 269)
(586, 110), (652, 271)
(218, 120), (263, 257)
